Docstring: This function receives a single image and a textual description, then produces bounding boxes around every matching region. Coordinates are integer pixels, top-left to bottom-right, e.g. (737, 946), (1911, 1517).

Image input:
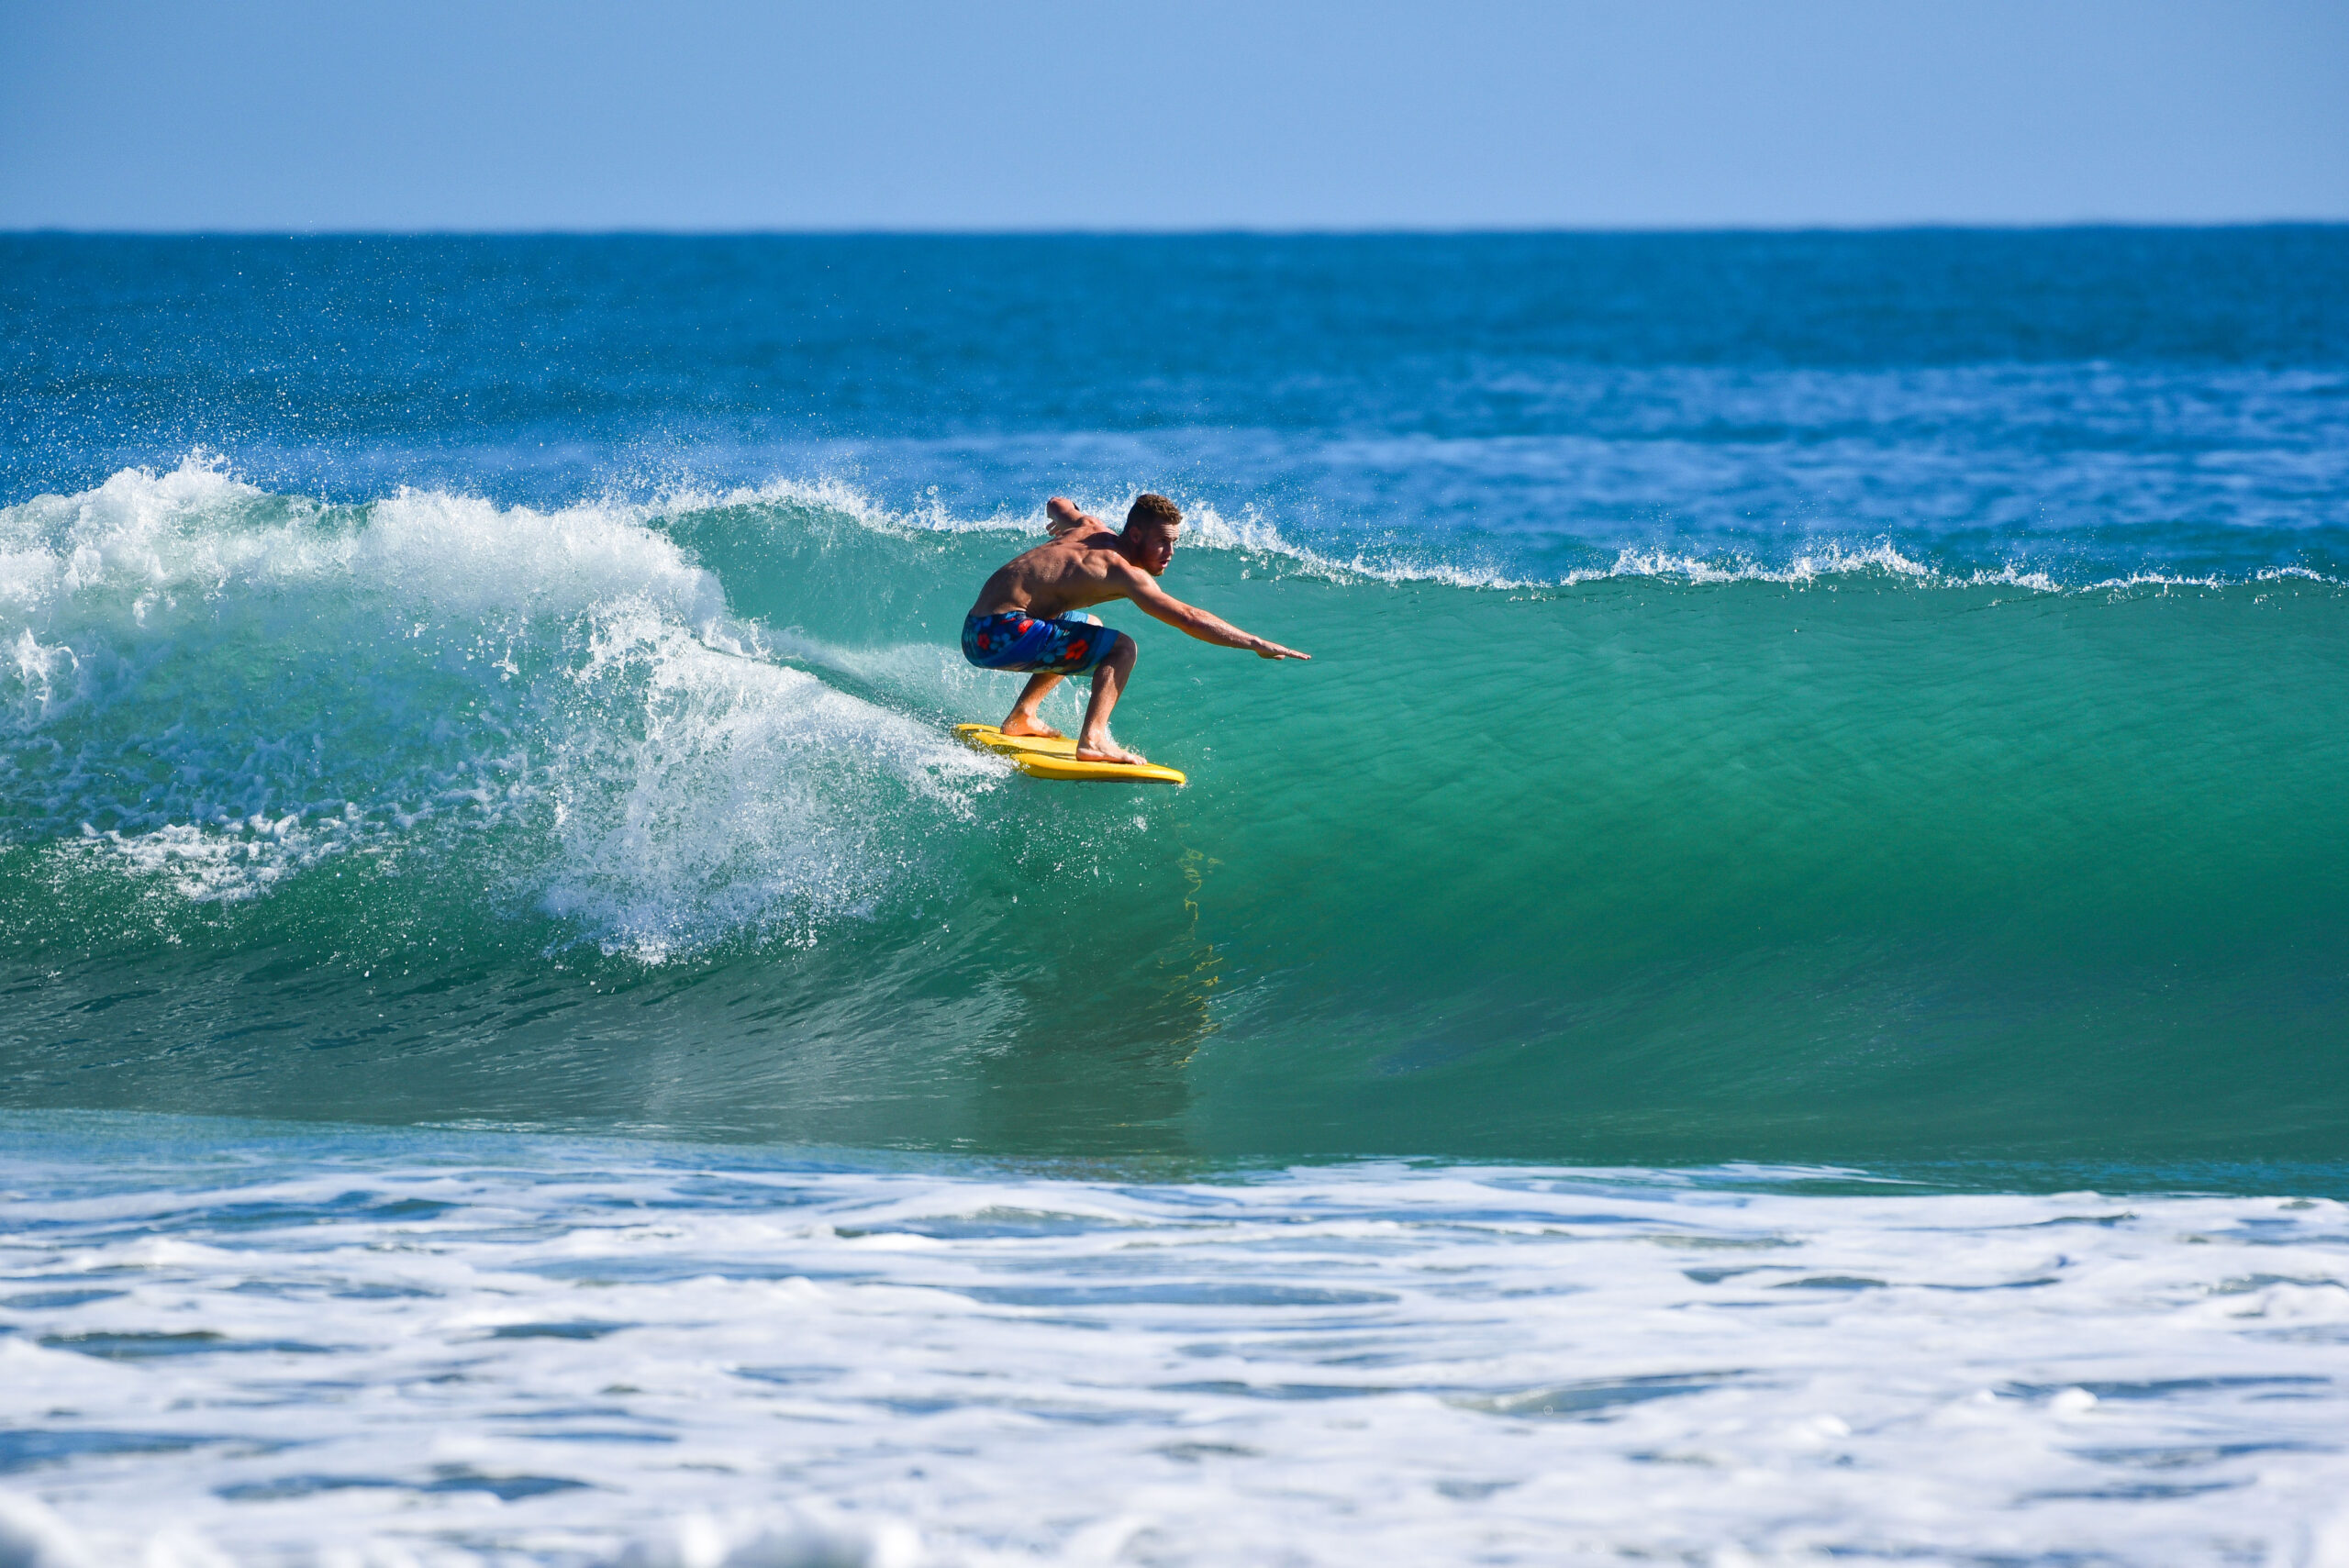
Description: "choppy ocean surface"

(3, 231), (2348, 1563)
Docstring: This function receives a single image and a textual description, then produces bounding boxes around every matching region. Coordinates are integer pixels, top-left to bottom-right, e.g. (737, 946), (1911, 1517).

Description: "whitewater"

(7, 1113), (2349, 1567)
(5, 230), (2348, 1564)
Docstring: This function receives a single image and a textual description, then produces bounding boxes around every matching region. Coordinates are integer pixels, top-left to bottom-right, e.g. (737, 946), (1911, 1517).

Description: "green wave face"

(4, 468), (2345, 1168)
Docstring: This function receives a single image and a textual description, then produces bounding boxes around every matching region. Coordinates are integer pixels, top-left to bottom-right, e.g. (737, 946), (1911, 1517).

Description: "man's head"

(1121, 493), (1183, 575)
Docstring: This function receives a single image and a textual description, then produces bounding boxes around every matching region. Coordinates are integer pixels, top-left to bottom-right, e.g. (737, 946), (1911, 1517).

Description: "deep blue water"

(7, 230), (2347, 577)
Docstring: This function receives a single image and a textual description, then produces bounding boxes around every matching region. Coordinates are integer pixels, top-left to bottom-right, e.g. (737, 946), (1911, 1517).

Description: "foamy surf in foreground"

(3, 1114), (2347, 1568)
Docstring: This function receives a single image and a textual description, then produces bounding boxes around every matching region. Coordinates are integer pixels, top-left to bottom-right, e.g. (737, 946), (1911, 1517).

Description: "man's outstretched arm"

(1119, 566), (1310, 661)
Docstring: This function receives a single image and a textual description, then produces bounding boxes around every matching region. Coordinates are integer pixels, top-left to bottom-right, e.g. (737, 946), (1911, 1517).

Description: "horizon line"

(6, 218), (2348, 241)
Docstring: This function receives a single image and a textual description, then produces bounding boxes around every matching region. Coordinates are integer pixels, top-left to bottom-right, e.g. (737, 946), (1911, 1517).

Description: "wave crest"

(651, 471), (2342, 596)
(1, 459), (1002, 955)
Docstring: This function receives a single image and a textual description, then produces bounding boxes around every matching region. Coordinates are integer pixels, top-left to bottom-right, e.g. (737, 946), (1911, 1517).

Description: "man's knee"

(1101, 636), (1136, 675)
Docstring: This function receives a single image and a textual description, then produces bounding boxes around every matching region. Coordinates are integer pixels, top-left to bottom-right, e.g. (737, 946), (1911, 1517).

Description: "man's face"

(1132, 524), (1179, 575)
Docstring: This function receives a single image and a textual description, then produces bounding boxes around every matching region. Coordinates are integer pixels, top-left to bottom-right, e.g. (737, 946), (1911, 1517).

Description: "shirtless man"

(962, 494), (1309, 765)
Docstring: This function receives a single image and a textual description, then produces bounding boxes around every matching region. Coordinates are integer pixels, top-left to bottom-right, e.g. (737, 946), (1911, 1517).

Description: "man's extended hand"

(1253, 639), (1310, 661)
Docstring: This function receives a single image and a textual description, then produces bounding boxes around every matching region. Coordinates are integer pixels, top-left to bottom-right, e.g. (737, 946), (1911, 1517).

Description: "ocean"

(3, 229), (2347, 1564)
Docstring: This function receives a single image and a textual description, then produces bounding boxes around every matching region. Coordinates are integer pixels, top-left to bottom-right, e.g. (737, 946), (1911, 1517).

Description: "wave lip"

(685, 471), (2345, 596)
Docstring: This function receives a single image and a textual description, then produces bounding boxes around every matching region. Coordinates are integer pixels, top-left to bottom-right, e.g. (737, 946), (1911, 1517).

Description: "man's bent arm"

(1122, 571), (1309, 660)
(1045, 495), (1103, 538)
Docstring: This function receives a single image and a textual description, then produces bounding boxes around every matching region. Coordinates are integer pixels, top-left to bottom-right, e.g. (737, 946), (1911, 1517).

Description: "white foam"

(3, 1131), (2346, 1567)
(68, 815), (359, 904)
(0, 460), (1003, 948)
(0, 1490), (98, 1568)
(535, 598), (996, 962)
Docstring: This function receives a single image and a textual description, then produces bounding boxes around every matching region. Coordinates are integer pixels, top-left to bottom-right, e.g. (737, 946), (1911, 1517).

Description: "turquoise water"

(3, 467), (2343, 1168)
(5, 229), (2349, 1566)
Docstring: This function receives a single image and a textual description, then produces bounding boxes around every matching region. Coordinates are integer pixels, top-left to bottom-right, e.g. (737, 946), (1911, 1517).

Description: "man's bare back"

(959, 494), (1308, 765)
(966, 517), (1154, 622)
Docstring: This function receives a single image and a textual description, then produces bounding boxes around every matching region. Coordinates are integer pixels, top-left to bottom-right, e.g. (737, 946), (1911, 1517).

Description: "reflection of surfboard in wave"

(954, 724), (1186, 784)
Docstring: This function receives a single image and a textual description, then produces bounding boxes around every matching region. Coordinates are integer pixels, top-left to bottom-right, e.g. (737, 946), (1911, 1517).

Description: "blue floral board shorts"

(962, 611), (1126, 675)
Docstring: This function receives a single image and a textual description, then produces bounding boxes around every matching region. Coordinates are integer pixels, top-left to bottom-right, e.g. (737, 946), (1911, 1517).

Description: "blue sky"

(4, 0), (2343, 230)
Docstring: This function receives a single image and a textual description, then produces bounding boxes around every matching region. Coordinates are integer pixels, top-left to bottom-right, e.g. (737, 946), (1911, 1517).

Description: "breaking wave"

(2, 457), (2345, 1165)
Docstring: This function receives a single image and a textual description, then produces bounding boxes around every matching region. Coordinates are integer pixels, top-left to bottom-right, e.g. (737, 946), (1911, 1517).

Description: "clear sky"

(4, 0), (2344, 231)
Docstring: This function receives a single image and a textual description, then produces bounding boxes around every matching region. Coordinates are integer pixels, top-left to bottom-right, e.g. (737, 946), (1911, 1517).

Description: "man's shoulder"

(1012, 534), (1084, 570)
(1088, 546), (1148, 584)
(1032, 524), (1111, 554)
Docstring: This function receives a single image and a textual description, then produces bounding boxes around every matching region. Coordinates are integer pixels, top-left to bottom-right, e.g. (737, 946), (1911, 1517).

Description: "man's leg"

(1076, 638), (1145, 764)
(1002, 672), (1063, 738)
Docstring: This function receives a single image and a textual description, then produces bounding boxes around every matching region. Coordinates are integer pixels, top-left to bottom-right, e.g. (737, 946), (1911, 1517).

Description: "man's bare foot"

(1076, 738), (1148, 765)
(1001, 716), (1066, 740)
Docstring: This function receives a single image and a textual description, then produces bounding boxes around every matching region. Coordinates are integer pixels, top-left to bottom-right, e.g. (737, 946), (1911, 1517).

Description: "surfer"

(963, 494), (1309, 765)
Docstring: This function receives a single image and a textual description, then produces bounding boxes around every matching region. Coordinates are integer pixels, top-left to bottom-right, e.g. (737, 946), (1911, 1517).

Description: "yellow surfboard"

(954, 724), (1186, 785)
